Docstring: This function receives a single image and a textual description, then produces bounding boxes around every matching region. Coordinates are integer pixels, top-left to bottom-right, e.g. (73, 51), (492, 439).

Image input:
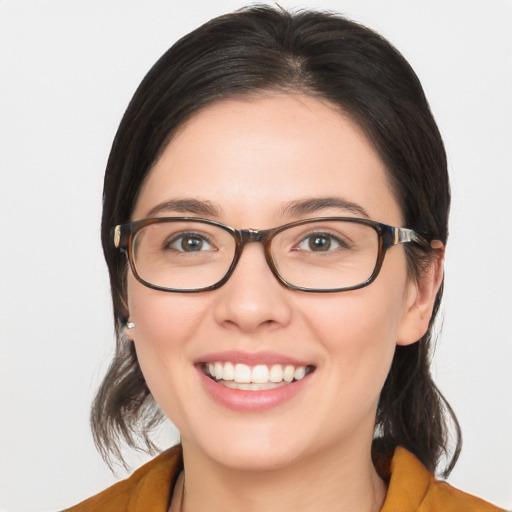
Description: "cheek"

(126, 278), (209, 382)
(301, 287), (403, 348)
(125, 281), (216, 429)
(298, 281), (406, 392)
(127, 276), (207, 340)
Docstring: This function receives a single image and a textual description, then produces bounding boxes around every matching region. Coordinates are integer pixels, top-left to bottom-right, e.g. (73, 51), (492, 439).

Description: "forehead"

(133, 94), (402, 225)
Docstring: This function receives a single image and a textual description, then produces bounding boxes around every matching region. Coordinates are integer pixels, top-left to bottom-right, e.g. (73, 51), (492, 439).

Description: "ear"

(397, 241), (444, 346)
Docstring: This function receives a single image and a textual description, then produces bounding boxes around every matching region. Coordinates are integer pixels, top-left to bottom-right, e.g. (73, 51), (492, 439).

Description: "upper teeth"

(206, 362), (308, 384)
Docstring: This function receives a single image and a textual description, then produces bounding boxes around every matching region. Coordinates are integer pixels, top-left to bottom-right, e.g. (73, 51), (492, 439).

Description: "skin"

(125, 94), (443, 512)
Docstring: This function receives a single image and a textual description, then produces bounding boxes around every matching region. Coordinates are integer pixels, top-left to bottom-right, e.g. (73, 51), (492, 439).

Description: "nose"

(212, 243), (293, 334)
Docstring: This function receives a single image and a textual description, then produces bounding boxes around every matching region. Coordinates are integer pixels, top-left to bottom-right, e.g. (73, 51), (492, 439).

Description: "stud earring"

(126, 321), (136, 329)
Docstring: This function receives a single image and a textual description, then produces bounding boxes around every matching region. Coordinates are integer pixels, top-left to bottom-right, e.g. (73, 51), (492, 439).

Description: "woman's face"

(126, 94), (433, 471)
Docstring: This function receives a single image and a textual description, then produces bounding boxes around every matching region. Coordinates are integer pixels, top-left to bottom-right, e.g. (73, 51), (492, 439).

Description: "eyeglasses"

(113, 217), (430, 293)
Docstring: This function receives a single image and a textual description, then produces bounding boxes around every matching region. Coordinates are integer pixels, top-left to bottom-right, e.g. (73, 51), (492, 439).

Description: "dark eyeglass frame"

(113, 217), (431, 293)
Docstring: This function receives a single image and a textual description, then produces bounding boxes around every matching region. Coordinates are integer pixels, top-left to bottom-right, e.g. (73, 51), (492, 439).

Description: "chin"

(184, 426), (310, 472)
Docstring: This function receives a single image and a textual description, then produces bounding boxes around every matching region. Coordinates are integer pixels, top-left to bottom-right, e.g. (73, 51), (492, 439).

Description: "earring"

(126, 321), (136, 329)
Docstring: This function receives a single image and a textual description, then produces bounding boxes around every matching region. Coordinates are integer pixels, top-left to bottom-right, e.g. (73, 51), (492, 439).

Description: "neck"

(179, 438), (386, 512)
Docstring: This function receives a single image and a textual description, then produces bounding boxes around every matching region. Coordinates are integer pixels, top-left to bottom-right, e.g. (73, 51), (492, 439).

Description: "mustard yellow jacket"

(65, 445), (503, 511)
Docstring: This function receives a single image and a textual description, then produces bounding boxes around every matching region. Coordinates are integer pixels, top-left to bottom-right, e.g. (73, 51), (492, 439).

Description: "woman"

(66, 5), (502, 511)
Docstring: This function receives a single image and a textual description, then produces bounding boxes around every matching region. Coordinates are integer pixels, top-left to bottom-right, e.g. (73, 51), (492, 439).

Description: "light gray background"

(1, 1), (511, 511)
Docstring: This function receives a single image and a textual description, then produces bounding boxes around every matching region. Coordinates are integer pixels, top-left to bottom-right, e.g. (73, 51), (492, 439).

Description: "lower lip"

(198, 368), (311, 412)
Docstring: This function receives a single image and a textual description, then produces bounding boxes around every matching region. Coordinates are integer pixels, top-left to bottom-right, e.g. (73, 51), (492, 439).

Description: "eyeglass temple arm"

(393, 227), (433, 249)
(113, 224), (130, 250)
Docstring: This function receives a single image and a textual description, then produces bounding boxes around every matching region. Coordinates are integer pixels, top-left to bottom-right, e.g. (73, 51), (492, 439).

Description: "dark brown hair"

(92, 5), (461, 476)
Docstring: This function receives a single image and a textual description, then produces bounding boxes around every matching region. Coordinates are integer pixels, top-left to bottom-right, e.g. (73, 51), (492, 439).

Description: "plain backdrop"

(0, 1), (511, 511)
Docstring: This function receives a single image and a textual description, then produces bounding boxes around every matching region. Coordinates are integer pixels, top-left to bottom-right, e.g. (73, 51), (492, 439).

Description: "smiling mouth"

(201, 362), (315, 390)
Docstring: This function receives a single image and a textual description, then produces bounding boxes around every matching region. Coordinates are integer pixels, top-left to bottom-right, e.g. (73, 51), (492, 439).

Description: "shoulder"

(64, 445), (183, 512)
(381, 446), (504, 512)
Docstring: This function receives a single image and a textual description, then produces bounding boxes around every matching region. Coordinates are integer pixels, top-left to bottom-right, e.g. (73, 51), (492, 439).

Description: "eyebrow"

(146, 198), (221, 218)
(280, 197), (370, 218)
(145, 196), (369, 220)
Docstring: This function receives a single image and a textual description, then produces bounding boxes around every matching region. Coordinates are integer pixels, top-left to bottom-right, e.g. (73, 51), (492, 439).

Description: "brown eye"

(297, 233), (346, 252)
(165, 233), (213, 252)
(308, 235), (332, 251)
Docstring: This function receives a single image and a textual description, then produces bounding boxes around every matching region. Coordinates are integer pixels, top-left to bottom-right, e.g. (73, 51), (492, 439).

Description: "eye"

(297, 232), (346, 252)
(165, 232), (214, 252)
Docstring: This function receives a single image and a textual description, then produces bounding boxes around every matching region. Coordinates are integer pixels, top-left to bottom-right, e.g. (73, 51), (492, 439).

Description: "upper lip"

(194, 350), (313, 367)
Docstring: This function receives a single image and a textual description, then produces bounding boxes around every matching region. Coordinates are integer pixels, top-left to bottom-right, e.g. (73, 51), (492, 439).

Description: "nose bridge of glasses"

(240, 228), (265, 243)
(235, 228), (275, 271)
